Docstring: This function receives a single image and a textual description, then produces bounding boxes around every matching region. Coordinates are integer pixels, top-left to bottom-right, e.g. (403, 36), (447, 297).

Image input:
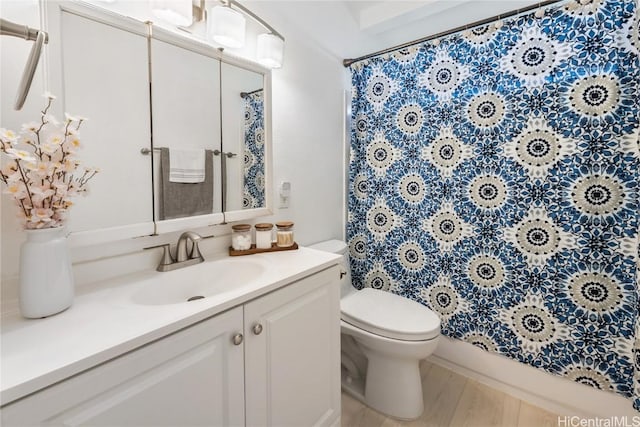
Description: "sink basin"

(131, 258), (266, 305)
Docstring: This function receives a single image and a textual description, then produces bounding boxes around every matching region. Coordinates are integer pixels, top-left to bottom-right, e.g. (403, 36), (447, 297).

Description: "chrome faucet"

(155, 232), (205, 272)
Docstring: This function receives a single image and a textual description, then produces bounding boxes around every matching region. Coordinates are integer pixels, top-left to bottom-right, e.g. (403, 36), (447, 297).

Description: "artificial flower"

(21, 122), (40, 133)
(43, 114), (60, 126)
(46, 133), (65, 146)
(4, 183), (27, 199)
(0, 95), (97, 229)
(26, 161), (55, 177)
(40, 142), (59, 155)
(64, 113), (78, 123)
(0, 128), (18, 142)
(6, 148), (36, 162)
(31, 185), (55, 202)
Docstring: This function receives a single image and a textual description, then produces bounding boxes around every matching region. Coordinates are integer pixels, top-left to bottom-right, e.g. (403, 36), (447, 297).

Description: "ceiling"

(246, 0), (542, 61)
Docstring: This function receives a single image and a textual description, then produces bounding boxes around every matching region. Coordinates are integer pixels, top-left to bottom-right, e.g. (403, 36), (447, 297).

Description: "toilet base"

(341, 349), (428, 420)
(341, 368), (365, 401)
(341, 321), (439, 420)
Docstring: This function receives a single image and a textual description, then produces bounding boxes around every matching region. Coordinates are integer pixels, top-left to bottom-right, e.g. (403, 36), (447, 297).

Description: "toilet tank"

(308, 240), (354, 297)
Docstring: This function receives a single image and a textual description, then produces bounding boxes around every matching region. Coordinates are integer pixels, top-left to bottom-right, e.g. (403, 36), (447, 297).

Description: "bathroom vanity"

(1, 249), (341, 426)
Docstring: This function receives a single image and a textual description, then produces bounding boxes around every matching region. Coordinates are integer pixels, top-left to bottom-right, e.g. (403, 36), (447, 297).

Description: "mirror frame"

(45, 1), (273, 246)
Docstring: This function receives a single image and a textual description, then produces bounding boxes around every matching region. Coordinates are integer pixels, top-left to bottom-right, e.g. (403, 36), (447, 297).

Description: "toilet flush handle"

(340, 270), (347, 279)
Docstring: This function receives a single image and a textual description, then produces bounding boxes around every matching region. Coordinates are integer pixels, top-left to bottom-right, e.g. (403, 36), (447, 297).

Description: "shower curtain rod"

(240, 88), (264, 98)
(343, 0), (565, 67)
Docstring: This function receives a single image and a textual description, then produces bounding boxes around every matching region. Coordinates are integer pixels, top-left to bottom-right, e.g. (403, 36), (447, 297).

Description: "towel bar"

(140, 147), (237, 158)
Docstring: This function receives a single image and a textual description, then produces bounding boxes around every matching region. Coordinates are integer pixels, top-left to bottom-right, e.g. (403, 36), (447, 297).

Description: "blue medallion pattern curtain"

(243, 90), (265, 209)
(347, 0), (640, 408)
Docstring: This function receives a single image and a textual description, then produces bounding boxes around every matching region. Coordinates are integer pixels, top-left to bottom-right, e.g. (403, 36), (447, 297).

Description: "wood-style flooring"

(341, 360), (559, 427)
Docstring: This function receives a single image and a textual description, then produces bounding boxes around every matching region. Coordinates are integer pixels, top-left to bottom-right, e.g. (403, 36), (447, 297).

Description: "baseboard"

(431, 336), (638, 418)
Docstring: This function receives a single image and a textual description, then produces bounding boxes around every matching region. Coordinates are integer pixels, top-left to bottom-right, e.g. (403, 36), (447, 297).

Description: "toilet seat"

(341, 288), (440, 341)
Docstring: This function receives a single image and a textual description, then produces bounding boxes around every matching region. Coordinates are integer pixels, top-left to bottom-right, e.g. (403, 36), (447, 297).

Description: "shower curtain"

(347, 0), (640, 408)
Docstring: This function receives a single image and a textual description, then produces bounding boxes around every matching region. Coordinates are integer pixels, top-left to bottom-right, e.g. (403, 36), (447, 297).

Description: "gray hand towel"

(159, 147), (213, 220)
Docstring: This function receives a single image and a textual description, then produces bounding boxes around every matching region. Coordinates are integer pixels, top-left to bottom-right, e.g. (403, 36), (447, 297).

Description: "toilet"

(309, 240), (441, 420)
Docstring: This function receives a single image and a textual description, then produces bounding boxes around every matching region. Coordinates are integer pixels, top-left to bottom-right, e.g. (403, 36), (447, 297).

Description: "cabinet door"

(244, 266), (341, 427)
(1, 308), (245, 427)
(60, 11), (153, 234)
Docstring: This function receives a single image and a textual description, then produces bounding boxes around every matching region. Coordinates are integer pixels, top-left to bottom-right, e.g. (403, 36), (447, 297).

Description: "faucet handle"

(157, 244), (175, 270)
(190, 240), (204, 261)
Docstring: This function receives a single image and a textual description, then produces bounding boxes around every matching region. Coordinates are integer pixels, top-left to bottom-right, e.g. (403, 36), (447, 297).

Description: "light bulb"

(208, 5), (246, 49)
(150, 0), (192, 27)
(257, 33), (284, 68)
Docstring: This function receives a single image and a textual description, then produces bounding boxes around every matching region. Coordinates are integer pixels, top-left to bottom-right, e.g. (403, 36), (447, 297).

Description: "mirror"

(48, 3), (271, 244)
(150, 36), (223, 223)
(221, 63), (265, 212)
(57, 7), (154, 243)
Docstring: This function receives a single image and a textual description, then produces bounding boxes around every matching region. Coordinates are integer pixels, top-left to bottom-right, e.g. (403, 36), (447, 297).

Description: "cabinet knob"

(252, 323), (263, 335)
(232, 333), (243, 345)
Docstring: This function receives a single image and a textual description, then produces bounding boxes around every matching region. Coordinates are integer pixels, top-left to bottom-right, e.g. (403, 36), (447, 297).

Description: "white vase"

(19, 226), (74, 318)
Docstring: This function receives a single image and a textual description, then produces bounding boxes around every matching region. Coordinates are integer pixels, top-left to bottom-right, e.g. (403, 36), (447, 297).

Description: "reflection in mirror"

(150, 38), (222, 221)
(241, 89), (265, 209)
(221, 63), (265, 212)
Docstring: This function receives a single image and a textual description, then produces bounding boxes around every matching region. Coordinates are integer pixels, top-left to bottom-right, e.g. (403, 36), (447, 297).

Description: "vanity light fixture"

(208, 1), (246, 48)
(209, 0), (284, 68)
(256, 33), (284, 68)
(154, 0), (285, 68)
(151, 0), (193, 27)
(194, 0), (285, 68)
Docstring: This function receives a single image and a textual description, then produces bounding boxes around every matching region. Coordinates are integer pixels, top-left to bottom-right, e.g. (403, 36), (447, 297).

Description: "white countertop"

(0, 247), (340, 406)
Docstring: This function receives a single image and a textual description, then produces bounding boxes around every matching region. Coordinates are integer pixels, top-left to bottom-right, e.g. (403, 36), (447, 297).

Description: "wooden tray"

(229, 242), (299, 256)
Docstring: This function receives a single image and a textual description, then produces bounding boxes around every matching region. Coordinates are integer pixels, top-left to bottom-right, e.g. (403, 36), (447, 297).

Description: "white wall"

(0, 0), (47, 285)
(245, 1), (348, 246)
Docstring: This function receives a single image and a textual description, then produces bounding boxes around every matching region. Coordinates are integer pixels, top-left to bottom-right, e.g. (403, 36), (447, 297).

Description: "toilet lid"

(341, 288), (441, 341)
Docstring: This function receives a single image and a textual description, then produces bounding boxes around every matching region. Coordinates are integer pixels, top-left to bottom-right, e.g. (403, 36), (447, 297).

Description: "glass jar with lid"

(231, 224), (252, 250)
(275, 221), (294, 248)
(255, 223), (274, 249)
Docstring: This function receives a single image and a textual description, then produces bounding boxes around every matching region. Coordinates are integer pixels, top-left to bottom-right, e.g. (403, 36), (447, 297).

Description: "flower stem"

(18, 199), (29, 218)
(16, 159), (35, 210)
